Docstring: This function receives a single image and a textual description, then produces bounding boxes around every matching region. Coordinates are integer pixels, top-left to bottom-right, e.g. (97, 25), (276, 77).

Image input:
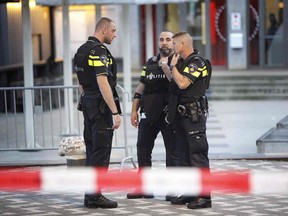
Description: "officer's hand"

(171, 53), (180, 66)
(131, 111), (139, 128)
(159, 57), (168, 66)
(112, 114), (121, 129)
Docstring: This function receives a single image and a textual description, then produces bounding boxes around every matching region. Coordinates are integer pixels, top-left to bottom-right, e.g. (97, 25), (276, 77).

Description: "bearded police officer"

(127, 31), (179, 201)
(74, 17), (121, 209)
(168, 31), (212, 209)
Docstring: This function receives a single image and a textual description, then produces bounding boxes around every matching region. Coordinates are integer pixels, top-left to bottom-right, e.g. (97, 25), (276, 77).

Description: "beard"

(104, 36), (112, 45)
(159, 47), (172, 57)
(104, 39), (111, 45)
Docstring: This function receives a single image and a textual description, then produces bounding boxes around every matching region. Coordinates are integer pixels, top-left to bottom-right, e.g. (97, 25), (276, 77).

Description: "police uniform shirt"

(181, 55), (208, 84)
(87, 37), (114, 83)
(177, 52), (209, 103)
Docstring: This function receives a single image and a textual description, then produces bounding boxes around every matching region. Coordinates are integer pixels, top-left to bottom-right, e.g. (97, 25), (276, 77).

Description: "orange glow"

(7, 0), (36, 9)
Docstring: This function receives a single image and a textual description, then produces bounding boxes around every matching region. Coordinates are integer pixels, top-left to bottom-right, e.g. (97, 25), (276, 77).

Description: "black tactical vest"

(143, 56), (170, 94)
(141, 55), (171, 124)
(74, 38), (117, 92)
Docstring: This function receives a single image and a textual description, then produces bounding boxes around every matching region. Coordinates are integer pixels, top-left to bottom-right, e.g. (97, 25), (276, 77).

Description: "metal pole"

(22, 0), (35, 148)
(62, 0), (74, 135)
(96, 4), (101, 21)
(122, 4), (132, 108)
(145, 4), (154, 58)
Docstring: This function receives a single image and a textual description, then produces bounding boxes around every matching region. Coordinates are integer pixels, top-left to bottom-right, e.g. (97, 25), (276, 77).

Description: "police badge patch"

(100, 55), (108, 65)
(189, 63), (198, 73)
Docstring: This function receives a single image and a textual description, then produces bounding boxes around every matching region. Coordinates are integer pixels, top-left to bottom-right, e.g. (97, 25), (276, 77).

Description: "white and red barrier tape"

(0, 167), (288, 195)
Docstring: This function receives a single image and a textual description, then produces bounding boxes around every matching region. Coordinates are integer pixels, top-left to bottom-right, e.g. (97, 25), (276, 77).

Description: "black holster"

(77, 93), (84, 111)
(187, 102), (199, 122)
(112, 88), (122, 115)
(114, 97), (122, 115)
(199, 96), (209, 113)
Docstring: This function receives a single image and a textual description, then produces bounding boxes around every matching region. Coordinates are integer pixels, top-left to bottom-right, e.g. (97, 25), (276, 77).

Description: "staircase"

(208, 70), (288, 100)
(118, 69), (288, 100)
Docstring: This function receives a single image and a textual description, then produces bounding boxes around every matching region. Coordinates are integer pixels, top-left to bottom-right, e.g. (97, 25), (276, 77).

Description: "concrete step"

(208, 72), (288, 100)
(277, 115), (288, 128)
(257, 115), (288, 154)
(117, 71), (288, 100)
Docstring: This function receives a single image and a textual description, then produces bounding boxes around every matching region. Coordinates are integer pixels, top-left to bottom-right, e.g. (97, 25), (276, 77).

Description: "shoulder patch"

(189, 63), (198, 73)
(100, 55), (108, 65)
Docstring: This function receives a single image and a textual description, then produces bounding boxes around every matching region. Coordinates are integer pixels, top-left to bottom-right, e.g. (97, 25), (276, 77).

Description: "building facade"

(0, 0), (287, 76)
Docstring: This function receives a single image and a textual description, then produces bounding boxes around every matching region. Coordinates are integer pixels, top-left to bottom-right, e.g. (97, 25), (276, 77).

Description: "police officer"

(127, 31), (178, 200)
(168, 31), (212, 209)
(74, 17), (121, 209)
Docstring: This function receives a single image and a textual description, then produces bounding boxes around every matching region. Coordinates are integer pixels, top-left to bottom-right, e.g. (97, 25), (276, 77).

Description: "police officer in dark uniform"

(167, 31), (212, 209)
(74, 17), (121, 209)
(127, 31), (178, 200)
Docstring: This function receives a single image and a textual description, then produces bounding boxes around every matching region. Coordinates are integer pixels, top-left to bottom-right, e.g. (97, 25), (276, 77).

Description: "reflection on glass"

(186, 0), (205, 56)
(210, 0), (227, 65)
(265, 0), (284, 66)
(163, 1), (206, 57)
(249, 0), (259, 65)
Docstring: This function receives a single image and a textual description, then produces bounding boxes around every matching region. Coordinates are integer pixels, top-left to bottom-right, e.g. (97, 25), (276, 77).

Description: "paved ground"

(0, 100), (288, 166)
(0, 96), (288, 215)
(1, 160), (288, 216)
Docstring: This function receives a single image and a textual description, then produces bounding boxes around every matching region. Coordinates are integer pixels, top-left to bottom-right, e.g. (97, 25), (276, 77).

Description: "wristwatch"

(159, 61), (167, 67)
(170, 64), (175, 70)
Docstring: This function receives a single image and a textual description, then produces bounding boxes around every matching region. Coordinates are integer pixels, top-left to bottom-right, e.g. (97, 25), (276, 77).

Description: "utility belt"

(177, 96), (208, 122)
(77, 90), (121, 115)
(77, 91), (102, 112)
(140, 104), (168, 113)
(84, 91), (101, 96)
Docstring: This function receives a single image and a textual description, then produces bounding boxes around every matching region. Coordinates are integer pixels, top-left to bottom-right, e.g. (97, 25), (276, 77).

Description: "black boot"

(127, 191), (154, 199)
(84, 194), (118, 208)
(165, 195), (177, 201)
(171, 196), (196, 205)
(187, 197), (212, 209)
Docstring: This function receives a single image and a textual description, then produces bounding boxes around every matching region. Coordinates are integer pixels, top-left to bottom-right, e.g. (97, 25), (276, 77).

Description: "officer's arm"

(78, 82), (84, 95)
(160, 57), (172, 81)
(131, 82), (145, 128)
(161, 63), (172, 82)
(97, 75), (121, 129)
(171, 67), (191, 89)
(170, 53), (191, 89)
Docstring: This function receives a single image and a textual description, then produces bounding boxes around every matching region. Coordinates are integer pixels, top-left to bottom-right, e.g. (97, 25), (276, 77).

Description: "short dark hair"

(172, 31), (189, 39)
(95, 17), (114, 31)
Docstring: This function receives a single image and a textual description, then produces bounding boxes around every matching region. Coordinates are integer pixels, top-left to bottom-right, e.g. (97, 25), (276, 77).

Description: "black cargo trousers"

(173, 113), (210, 168)
(136, 112), (179, 167)
(82, 93), (114, 167)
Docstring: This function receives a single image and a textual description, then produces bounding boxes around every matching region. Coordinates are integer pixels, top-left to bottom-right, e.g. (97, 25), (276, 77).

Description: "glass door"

(210, 0), (227, 65)
(186, 0), (206, 57)
(264, 0), (285, 66)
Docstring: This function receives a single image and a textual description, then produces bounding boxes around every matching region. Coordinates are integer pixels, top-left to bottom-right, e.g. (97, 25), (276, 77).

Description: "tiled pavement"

(1, 160), (288, 216)
(1, 100), (288, 215)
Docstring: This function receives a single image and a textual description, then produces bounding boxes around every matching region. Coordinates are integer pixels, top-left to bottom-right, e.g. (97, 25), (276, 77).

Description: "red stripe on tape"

(97, 169), (142, 192)
(200, 169), (250, 195)
(0, 169), (41, 190)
